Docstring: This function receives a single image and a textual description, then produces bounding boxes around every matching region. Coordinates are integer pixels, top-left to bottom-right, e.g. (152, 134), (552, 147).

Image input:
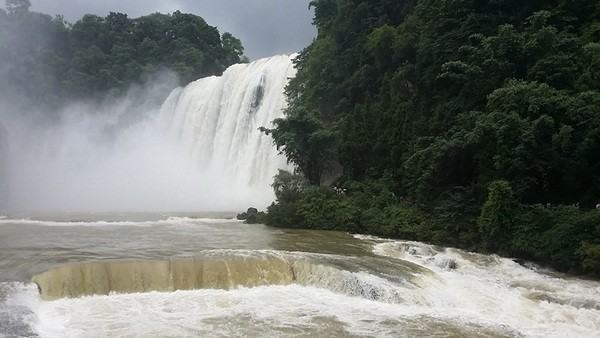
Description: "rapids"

(1, 55), (598, 338)
(0, 215), (599, 337)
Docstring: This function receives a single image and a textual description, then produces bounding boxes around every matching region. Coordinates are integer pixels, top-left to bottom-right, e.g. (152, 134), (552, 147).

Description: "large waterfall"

(158, 55), (295, 209)
(0, 55), (294, 212)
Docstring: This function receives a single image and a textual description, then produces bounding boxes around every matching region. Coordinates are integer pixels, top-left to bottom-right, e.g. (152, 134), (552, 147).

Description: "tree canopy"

(0, 2), (246, 107)
(264, 0), (600, 275)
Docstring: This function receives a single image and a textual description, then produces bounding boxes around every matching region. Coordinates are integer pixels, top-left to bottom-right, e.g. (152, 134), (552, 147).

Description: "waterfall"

(0, 55), (295, 212)
(32, 251), (425, 301)
(158, 54), (295, 208)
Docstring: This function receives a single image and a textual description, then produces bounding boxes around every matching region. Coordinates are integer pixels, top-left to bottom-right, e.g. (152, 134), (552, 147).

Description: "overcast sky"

(29, 0), (316, 60)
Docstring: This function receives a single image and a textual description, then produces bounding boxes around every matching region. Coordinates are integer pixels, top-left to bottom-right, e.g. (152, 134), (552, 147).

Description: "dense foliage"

(0, 0), (245, 107)
(264, 0), (600, 275)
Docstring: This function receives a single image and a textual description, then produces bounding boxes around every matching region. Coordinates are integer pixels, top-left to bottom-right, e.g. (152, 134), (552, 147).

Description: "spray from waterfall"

(0, 55), (295, 213)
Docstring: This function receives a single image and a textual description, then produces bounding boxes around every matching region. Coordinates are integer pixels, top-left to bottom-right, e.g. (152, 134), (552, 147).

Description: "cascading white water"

(0, 55), (294, 212)
(1, 216), (599, 337)
(158, 54), (295, 209)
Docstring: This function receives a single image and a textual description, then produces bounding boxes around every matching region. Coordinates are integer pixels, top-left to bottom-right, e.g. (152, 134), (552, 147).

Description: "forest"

(0, 0), (245, 109)
(263, 0), (600, 275)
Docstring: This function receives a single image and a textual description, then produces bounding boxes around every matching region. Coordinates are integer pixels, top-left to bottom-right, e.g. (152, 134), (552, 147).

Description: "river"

(0, 213), (598, 337)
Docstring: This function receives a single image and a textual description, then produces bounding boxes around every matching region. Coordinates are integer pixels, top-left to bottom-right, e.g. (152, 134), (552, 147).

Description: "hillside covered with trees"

(263, 0), (600, 275)
(0, 0), (245, 108)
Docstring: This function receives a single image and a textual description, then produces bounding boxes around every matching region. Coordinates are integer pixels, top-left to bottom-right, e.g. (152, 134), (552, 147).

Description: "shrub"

(478, 181), (517, 252)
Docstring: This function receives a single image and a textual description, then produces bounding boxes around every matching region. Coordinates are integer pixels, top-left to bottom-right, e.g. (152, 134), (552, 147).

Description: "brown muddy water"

(0, 213), (598, 337)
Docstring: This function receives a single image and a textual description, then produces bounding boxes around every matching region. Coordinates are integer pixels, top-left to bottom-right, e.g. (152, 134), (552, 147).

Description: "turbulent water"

(0, 55), (293, 212)
(0, 215), (599, 337)
(1, 55), (599, 337)
(157, 55), (294, 208)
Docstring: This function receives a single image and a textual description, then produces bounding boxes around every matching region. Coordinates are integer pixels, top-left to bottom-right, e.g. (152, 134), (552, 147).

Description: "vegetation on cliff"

(0, 0), (245, 107)
(263, 0), (600, 275)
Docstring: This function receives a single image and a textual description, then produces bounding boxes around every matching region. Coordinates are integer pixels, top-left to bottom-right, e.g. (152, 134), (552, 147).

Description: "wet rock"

(447, 259), (458, 270)
(236, 208), (265, 224)
(436, 258), (458, 270)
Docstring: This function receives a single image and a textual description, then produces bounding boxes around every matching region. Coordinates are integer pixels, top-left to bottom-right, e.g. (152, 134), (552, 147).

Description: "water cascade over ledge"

(157, 55), (295, 209)
(1, 55), (294, 212)
(1, 217), (598, 337)
(31, 251), (428, 301)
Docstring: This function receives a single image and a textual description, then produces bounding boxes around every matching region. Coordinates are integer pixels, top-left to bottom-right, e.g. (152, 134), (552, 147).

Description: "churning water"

(1, 56), (598, 337)
(0, 214), (598, 337)
(0, 55), (293, 212)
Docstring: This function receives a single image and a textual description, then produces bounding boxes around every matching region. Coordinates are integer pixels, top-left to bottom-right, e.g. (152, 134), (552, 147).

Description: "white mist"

(0, 55), (294, 213)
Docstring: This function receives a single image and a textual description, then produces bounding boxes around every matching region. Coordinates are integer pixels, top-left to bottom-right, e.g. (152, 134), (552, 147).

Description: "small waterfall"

(158, 55), (295, 208)
(31, 251), (428, 301)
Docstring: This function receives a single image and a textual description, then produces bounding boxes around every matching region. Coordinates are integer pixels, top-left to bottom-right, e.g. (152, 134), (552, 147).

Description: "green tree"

(222, 32), (245, 64)
(478, 181), (516, 252)
(0, 7), (245, 106)
(265, 0), (600, 275)
(272, 170), (307, 202)
(5, 0), (30, 15)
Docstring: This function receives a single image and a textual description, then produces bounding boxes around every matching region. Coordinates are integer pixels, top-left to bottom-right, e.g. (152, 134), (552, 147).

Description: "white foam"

(6, 239), (599, 337)
(157, 54), (295, 210)
(29, 285), (513, 338)
(0, 282), (42, 337)
(2, 229), (598, 337)
(369, 239), (600, 337)
(0, 216), (240, 227)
